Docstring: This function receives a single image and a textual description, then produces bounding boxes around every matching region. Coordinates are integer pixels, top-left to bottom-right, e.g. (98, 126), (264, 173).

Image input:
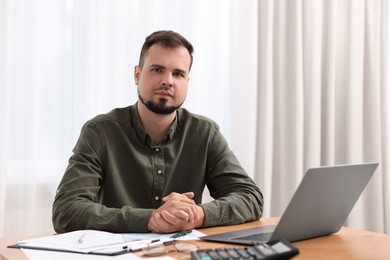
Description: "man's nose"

(161, 72), (174, 86)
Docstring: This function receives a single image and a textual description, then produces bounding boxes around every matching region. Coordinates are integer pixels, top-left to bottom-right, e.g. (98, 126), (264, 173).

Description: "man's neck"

(137, 102), (176, 145)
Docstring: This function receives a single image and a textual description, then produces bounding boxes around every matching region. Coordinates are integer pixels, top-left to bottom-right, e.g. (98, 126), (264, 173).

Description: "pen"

(123, 239), (161, 251)
(77, 233), (86, 244)
(170, 230), (192, 239)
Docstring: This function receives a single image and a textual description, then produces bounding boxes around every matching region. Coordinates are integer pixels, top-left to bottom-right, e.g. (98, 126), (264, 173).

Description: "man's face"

(134, 43), (191, 115)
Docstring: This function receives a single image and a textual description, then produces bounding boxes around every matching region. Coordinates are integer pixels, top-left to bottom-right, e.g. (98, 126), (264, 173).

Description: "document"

(9, 230), (129, 255)
(21, 248), (141, 260)
(8, 229), (205, 256)
(22, 249), (177, 260)
(122, 229), (204, 242)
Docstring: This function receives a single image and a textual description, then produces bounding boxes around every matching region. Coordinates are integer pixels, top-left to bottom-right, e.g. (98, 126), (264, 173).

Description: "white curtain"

(255, 0), (390, 233)
(0, 0), (258, 237)
(0, 0), (389, 237)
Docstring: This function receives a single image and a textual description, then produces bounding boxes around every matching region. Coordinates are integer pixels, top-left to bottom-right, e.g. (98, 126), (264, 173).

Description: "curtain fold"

(255, 0), (389, 233)
(0, 64), (6, 238)
(0, 0), (10, 237)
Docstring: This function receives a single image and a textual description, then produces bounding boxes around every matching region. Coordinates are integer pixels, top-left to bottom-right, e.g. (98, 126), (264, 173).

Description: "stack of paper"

(9, 230), (130, 255)
(8, 229), (205, 257)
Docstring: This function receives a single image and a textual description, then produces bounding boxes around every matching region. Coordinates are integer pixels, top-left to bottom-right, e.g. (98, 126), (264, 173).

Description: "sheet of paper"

(17, 230), (127, 253)
(14, 229), (206, 256)
(21, 249), (141, 260)
(122, 229), (205, 242)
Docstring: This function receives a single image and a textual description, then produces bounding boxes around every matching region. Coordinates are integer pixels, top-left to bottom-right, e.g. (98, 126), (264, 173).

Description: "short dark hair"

(138, 30), (194, 70)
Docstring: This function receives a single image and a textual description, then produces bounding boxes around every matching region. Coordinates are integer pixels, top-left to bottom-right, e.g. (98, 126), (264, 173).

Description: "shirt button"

(155, 148), (160, 152)
(154, 196), (159, 201)
(157, 170), (162, 175)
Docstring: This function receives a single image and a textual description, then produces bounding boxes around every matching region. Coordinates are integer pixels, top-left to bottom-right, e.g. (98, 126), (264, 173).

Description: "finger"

(159, 200), (195, 224)
(158, 212), (185, 233)
(162, 191), (195, 202)
(161, 209), (190, 224)
(169, 199), (197, 223)
(162, 192), (180, 202)
(188, 205), (198, 224)
(160, 211), (194, 231)
(182, 192), (195, 199)
(151, 212), (171, 233)
(170, 200), (196, 223)
(160, 210), (184, 225)
(158, 196), (197, 223)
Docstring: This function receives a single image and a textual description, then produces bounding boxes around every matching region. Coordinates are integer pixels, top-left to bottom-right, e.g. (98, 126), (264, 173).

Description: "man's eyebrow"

(149, 64), (187, 75)
(149, 64), (165, 69)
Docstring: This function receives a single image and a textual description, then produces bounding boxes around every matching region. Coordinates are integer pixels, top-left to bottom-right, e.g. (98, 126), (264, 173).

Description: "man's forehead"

(144, 44), (191, 69)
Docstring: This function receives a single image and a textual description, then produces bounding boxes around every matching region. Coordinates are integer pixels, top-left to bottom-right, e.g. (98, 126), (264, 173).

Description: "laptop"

(201, 162), (379, 245)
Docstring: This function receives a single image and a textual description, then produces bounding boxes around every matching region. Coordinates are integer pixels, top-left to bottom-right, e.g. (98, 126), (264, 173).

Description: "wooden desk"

(1, 217), (390, 259)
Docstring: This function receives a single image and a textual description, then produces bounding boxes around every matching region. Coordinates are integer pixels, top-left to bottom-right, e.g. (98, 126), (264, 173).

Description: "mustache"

(155, 85), (174, 96)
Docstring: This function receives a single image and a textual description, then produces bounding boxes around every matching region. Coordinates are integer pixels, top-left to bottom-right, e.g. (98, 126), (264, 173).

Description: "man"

(52, 30), (263, 234)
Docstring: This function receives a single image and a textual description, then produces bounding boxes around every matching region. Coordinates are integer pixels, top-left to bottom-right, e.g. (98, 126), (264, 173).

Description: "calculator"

(190, 239), (299, 259)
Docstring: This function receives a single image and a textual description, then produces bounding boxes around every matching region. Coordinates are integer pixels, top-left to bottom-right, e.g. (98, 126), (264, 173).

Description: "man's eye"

(173, 72), (185, 78)
(151, 68), (162, 73)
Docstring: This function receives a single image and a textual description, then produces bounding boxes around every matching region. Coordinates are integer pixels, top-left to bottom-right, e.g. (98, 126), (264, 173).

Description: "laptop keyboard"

(233, 232), (273, 242)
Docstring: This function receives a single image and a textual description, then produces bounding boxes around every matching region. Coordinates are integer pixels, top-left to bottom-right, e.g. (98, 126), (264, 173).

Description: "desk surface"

(1, 217), (390, 259)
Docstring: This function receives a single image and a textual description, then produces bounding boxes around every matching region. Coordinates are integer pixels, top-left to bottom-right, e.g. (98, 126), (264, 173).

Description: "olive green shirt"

(52, 104), (263, 233)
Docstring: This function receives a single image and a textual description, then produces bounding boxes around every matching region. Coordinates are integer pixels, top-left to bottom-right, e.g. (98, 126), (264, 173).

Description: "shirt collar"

(130, 102), (178, 146)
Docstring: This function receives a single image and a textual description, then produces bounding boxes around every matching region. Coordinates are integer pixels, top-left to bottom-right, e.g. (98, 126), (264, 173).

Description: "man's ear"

(134, 66), (141, 85)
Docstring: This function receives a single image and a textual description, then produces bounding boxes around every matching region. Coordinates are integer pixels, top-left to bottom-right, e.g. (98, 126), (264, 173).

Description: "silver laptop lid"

(270, 162), (379, 242)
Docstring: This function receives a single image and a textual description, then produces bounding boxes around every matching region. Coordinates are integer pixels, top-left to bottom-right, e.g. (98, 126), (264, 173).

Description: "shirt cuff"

(199, 202), (220, 227)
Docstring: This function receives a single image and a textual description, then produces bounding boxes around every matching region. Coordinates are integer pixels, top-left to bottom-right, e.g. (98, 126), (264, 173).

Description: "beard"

(138, 93), (183, 115)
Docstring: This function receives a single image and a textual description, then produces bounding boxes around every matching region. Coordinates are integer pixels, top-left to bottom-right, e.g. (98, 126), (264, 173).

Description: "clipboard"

(7, 228), (204, 256)
(7, 243), (129, 256)
(7, 230), (130, 256)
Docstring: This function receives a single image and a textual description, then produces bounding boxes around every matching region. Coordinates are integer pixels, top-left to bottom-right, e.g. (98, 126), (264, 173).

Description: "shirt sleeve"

(200, 125), (264, 227)
(52, 121), (153, 233)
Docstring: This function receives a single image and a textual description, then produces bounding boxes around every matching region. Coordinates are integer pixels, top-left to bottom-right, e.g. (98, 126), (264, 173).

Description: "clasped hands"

(148, 192), (205, 233)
